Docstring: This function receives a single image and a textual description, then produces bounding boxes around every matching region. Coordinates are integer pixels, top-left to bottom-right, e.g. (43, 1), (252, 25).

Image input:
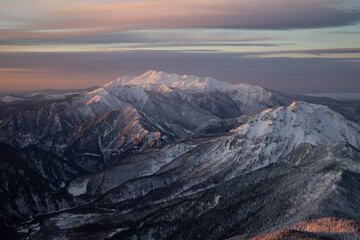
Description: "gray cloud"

(329, 31), (360, 34)
(237, 48), (360, 57)
(1, 0), (360, 40)
(0, 31), (280, 48)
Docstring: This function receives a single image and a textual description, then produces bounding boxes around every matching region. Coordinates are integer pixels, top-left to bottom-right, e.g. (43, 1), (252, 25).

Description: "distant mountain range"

(1, 71), (359, 239)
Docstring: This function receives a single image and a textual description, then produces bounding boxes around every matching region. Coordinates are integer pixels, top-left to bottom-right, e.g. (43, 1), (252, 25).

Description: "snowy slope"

(20, 101), (360, 240)
(1, 70), (359, 173)
(225, 101), (360, 173)
(0, 71), (245, 171)
(66, 101), (360, 198)
(82, 70), (295, 120)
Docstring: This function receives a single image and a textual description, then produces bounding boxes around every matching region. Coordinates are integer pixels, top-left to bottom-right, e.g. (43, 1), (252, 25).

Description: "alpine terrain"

(0, 70), (359, 239)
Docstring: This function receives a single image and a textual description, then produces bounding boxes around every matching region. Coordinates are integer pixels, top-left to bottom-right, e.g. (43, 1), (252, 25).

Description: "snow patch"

(80, 152), (101, 157)
(50, 213), (100, 229)
(67, 179), (89, 196)
(0, 95), (24, 102)
(107, 228), (129, 238)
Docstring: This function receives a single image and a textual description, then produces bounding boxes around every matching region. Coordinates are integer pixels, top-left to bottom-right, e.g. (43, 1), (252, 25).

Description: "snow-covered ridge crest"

(104, 70), (232, 90)
(233, 101), (360, 158)
(87, 70), (274, 109)
(80, 70), (281, 117)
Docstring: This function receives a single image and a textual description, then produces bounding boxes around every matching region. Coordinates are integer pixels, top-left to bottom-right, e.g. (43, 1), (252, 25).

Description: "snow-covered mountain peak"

(231, 101), (360, 163)
(79, 71), (285, 117)
(257, 101), (337, 117)
(104, 70), (232, 90)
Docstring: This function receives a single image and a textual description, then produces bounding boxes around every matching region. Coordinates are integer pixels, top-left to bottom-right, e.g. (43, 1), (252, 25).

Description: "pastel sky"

(1, 0), (360, 93)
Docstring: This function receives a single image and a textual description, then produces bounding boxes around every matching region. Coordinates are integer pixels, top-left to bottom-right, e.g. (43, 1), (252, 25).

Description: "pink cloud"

(1, 0), (359, 39)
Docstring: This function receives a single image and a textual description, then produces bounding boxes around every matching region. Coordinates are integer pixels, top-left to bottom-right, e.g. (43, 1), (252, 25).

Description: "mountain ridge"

(104, 70), (232, 90)
(1, 71), (360, 239)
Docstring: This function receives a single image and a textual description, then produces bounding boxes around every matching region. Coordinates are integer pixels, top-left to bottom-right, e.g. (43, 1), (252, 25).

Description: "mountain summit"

(105, 70), (232, 90)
